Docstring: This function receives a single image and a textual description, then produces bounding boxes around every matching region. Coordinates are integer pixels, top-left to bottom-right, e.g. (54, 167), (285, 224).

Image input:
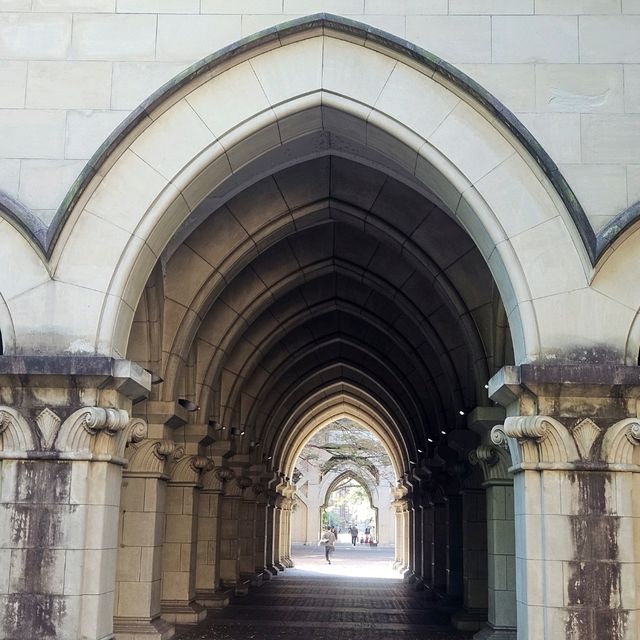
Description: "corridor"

(175, 545), (473, 640)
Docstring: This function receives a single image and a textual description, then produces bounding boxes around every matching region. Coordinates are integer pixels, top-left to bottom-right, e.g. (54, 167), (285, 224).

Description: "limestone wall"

(0, 2), (639, 231)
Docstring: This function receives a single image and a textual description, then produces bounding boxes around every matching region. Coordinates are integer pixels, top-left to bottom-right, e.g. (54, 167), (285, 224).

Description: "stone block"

(165, 514), (194, 544)
(458, 63), (535, 112)
(0, 61), (26, 108)
(132, 100), (216, 182)
(366, 0), (446, 13)
(1, 0), (31, 8)
(34, 0), (115, 9)
(0, 160), (20, 198)
(250, 37), (322, 106)
(624, 0), (640, 11)
(536, 64), (624, 113)
(581, 114), (640, 163)
(117, 580), (154, 617)
(111, 61), (187, 110)
(0, 109), (66, 159)
(121, 477), (146, 512)
(10, 548), (66, 593)
(624, 64), (640, 112)
(348, 13), (406, 37)
(65, 109), (128, 160)
(27, 61), (111, 110)
(628, 165), (640, 204)
(560, 164), (628, 220)
(284, 0), (363, 12)
(161, 570), (190, 600)
(118, 0), (199, 11)
(0, 13), (71, 59)
(536, 0), (620, 12)
(203, 0), (283, 11)
(116, 546), (142, 583)
(240, 14), (298, 36)
(492, 16), (578, 63)
(71, 14), (156, 61)
(406, 16), (491, 63)
(518, 112), (581, 164)
(450, 0), (532, 13)
(18, 159), (84, 211)
(123, 511), (161, 547)
(156, 14), (241, 62)
(186, 60), (268, 137)
(429, 101), (513, 184)
(580, 16), (640, 63)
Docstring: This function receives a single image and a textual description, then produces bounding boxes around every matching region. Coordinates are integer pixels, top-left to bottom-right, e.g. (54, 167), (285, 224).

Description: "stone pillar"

(443, 493), (464, 610)
(114, 438), (180, 640)
(160, 455), (209, 624)
(452, 487), (488, 632)
(470, 443), (516, 640)
(392, 493), (405, 571)
(272, 493), (285, 571)
(488, 364), (640, 640)
(239, 477), (262, 584)
(253, 487), (268, 579)
(194, 465), (230, 609)
(279, 493), (294, 568)
(420, 492), (434, 591)
(219, 472), (250, 594)
(0, 404), (146, 640)
(432, 491), (448, 595)
(264, 491), (279, 575)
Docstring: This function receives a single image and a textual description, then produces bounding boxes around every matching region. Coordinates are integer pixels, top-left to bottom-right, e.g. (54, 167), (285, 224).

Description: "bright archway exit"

(290, 418), (396, 571)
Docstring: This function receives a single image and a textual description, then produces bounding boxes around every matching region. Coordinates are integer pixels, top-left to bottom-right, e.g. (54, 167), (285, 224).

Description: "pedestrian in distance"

(351, 525), (359, 546)
(319, 526), (337, 564)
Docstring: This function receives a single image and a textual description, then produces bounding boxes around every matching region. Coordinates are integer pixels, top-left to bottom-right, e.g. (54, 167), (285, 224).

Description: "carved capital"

(169, 455), (211, 485)
(0, 405), (147, 463)
(469, 444), (512, 483)
(201, 465), (228, 492)
(125, 438), (179, 476)
(601, 418), (640, 465)
(0, 407), (36, 452)
(223, 475), (245, 498)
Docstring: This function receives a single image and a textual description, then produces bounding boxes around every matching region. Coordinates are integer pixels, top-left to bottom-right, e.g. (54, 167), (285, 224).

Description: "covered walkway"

(176, 545), (472, 640)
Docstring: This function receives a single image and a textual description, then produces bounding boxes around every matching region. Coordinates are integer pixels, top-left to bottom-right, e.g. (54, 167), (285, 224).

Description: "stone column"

(0, 405), (146, 640)
(219, 472), (250, 594)
(420, 492), (434, 592)
(114, 438), (180, 640)
(279, 494), (294, 568)
(452, 487), (488, 632)
(272, 493), (285, 571)
(470, 443), (516, 640)
(488, 363), (640, 640)
(432, 491), (448, 596)
(442, 492), (464, 610)
(194, 465), (231, 609)
(392, 493), (405, 571)
(264, 491), (279, 575)
(253, 486), (268, 579)
(160, 455), (209, 624)
(238, 477), (262, 584)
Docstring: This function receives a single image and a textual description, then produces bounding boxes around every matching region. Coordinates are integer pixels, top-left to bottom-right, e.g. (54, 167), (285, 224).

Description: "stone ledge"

(0, 355), (151, 399)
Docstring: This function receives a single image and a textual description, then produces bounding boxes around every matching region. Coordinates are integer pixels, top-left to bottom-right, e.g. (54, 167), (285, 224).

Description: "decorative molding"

(573, 418), (602, 461)
(223, 475), (245, 498)
(35, 408), (61, 450)
(469, 444), (512, 483)
(495, 416), (580, 466)
(601, 418), (640, 465)
(169, 455), (211, 485)
(0, 405), (147, 462)
(0, 407), (36, 452)
(125, 438), (180, 476)
(201, 465), (227, 492)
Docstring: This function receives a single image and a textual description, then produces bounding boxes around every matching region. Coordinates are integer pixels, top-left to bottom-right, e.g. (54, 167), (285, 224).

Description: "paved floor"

(175, 544), (474, 640)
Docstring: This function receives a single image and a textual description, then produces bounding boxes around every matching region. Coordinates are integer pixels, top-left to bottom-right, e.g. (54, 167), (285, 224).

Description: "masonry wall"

(0, 1), (639, 232)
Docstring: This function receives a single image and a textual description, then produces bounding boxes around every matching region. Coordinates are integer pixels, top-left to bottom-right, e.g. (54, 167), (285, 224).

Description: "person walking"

(351, 525), (358, 547)
(319, 526), (337, 564)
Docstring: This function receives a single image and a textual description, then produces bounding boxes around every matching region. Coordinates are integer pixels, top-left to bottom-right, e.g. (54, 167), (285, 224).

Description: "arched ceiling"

(129, 155), (512, 472)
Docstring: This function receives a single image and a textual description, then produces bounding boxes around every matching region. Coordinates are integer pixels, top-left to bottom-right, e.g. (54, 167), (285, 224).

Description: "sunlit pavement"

(175, 544), (473, 640)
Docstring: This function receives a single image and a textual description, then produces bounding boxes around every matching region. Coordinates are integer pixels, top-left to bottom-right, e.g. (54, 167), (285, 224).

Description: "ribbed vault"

(128, 154), (512, 472)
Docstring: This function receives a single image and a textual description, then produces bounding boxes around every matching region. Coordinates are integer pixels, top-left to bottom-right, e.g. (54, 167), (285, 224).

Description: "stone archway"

(0, 14), (639, 640)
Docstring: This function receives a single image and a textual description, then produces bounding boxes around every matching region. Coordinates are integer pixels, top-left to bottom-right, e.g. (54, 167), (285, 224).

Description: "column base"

(242, 571), (264, 588)
(261, 568), (273, 581)
(473, 626), (516, 640)
(195, 588), (233, 609)
(161, 600), (206, 625)
(113, 616), (175, 640)
(274, 562), (286, 571)
(282, 556), (294, 568)
(265, 564), (279, 576)
(222, 579), (251, 596)
(451, 608), (487, 631)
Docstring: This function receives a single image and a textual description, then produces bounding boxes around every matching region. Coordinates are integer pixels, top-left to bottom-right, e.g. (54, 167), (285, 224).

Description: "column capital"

(168, 453), (211, 485)
(469, 443), (512, 485)
(125, 437), (182, 477)
(0, 405), (147, 464)
(491, 415), (640, 470)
